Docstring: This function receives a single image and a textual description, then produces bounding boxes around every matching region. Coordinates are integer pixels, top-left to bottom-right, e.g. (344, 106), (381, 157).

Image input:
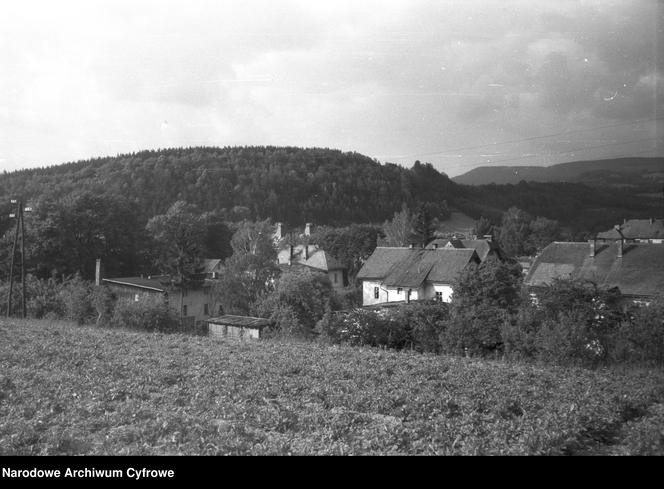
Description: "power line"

(381, 116), (663, 160)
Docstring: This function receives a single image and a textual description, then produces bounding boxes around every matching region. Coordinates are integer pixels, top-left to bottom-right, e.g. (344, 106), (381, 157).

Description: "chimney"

(95, 258), (103, 286)
(618, 239), (624, 258)
(588, 239), (595, 258)
(305, 222), (312, 236)
(409, 243), (414, 249)
(432, 243), (438, 249)
(275, 222), (282, 241)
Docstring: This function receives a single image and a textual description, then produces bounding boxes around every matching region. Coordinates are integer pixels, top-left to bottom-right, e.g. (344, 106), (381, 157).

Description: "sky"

(0, 0), (662, 177)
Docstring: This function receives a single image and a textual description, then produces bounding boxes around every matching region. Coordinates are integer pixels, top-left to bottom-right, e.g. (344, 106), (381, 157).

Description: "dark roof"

(525, 241), (664, 298)
(425, 238), (503, 261)
(358, 247), (479, 288)
(206, 315), (273, 329)
(597, 219), (664, 240)
(303, 250), (346, 271)
(102, 277), (165, 292)
(356, 247), (418, 280)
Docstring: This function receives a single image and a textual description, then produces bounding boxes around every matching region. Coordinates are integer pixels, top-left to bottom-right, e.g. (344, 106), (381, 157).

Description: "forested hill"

(0, 146), (659, 235)
(0, 146), (459, 227)
(452, 157), (664, 187)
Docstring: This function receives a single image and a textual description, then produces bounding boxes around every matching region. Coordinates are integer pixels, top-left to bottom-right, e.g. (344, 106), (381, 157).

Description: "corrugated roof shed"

(206, 315), (273, 329)
(525, 241), (664, 298)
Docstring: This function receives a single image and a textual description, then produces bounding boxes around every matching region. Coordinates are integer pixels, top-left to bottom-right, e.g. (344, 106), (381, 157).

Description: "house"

(524, 240), (664, 303)
(206, 315), (273, 340)
(277, 243), (347, 288)
(101, 275), (217, 327)
(596, 218), (664, 244)
(200, 258), (223, 279)
(356, 246), (481, 306)
(426, 236), (506, 262)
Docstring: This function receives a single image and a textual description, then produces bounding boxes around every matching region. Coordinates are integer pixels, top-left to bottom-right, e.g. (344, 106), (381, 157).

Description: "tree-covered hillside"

(0, 146), (459, 229)
(0, 146), (659, 239)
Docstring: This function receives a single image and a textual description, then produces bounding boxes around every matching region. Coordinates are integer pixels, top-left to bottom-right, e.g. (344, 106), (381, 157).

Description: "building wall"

(209, 323), (261, 340)
(422, 283), (454, 302)
(362, 280), (425, 305)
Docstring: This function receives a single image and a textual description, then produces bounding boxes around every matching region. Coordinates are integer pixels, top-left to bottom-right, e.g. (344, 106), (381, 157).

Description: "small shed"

(206, 315), (273, 340)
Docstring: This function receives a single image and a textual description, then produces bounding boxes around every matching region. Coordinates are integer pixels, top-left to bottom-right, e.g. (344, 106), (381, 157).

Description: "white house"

(356, 247), (480, 306)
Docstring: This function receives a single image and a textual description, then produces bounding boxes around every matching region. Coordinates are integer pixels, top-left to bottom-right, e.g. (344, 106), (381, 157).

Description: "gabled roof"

(358, 247), (479, 288)
(200, 258), (222, 274)
(303, 250), (346, 271)
(426, 238), (503, 261)
(356, 247), (417, 280)
(525, 241), (664, 298)
(597, 219), (664, 240)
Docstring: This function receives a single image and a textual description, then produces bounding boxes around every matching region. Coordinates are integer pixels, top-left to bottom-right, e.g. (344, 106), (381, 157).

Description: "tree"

(527, 216), (562, 253)
(255, 267), (338, 336)
(411, 202), (436, 248)
(215, 219), (280, 315)
(382, 205), (414, 247)
(146, 201), (207, 280)
(473, 216), (494, 238)
(312, 224), (382, 282)
(497, 207), (533, 257)
(442, 258), (523, 355)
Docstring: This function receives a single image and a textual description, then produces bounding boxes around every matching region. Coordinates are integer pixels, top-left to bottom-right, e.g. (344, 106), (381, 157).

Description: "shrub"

(27, 276), (66, 319)
(441, 303), (508, 357)
(109, 296), (180, 333)
(58, 274), (96, 325)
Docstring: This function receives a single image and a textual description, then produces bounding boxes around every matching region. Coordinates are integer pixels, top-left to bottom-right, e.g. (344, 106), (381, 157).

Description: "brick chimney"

(588, 239), (595, 258)
(95, 258), (103, 286)
(305, 222), (312, 236)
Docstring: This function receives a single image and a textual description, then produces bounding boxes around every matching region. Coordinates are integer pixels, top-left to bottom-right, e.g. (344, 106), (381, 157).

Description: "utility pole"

(6, 199), (31, 318)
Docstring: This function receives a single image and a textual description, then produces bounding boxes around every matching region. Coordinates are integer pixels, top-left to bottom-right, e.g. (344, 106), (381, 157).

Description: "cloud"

(0, 0), (661, 174)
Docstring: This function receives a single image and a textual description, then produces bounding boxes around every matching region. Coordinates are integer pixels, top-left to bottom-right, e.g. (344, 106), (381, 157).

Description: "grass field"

(1, 318), (663, 455)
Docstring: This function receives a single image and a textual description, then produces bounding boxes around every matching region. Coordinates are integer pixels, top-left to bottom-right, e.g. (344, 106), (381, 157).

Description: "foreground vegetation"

(1, 319), (663, 455)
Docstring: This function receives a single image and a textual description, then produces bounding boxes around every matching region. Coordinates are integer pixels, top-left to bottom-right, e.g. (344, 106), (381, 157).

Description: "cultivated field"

(1, 319), (663, 455)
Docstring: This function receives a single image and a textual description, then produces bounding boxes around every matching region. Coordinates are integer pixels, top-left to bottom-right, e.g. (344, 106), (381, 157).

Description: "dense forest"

(0, 146), (660, 239)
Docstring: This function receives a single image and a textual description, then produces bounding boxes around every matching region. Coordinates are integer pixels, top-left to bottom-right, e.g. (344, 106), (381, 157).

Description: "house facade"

(102, 276), (217, 327)
(357, 247), (480, 306)
(524, 240), (664, 303)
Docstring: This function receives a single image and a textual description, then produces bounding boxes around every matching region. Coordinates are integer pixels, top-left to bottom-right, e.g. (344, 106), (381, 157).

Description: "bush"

(441, 303), (508, 357)
(109, 296), (180, 333)
(609, 298), (664, 365)
(58, 274), (96, 325)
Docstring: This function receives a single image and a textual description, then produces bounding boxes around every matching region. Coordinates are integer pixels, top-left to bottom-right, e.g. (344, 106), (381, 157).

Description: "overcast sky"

(1, 0), (662, 176)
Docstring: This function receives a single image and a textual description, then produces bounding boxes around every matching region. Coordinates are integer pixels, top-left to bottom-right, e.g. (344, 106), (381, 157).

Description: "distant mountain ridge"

(452, 157), (664, 187)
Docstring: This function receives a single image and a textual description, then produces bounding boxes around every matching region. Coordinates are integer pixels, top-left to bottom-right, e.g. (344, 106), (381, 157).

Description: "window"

(374, 287), (379, 299)
(182, 305), (188, 317)
(334, 272), (338, 284)
(204, 304), (209, 315)
(435, 291), (443, 302)
(397, 288), (402, 294)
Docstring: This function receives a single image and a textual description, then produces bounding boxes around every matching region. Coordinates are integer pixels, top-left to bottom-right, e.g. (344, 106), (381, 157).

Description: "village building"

(425, 236), (506, 262)
(524, 240), (664, 303)
(596, 218), (664, 244)
(357, 247), (481, 306)
(206, 315), (273, 340)
(96, 258), (221, 328)
(277, 244), (347, 288)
